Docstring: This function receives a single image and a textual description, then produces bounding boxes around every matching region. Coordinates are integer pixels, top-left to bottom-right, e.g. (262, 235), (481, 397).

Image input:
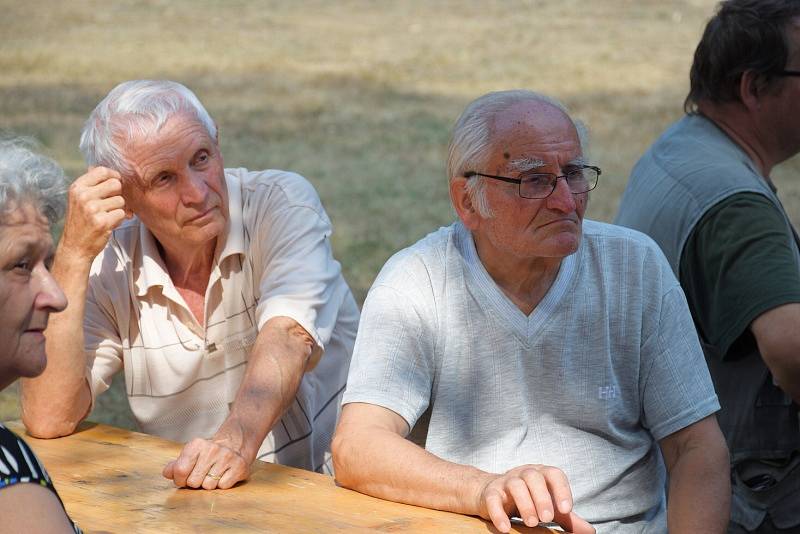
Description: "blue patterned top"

(0, 422), (82, 533)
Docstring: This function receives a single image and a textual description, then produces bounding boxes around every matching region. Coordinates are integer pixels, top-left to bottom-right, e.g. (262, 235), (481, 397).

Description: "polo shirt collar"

(215, 170), (245, 263)
(134, 224), (171, 298)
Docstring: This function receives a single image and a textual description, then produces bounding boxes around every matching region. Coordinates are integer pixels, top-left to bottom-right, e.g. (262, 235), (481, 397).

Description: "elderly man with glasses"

(332, 90), (730, 533)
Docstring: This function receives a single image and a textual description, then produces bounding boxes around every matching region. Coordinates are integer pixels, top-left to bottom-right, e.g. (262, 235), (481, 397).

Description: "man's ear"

(739, 70), (768, 111)
(449, 177), (481, 230)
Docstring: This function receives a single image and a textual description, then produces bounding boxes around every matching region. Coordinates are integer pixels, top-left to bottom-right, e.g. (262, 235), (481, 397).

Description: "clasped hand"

(477, 464), (595, 534)
(162, 437), (251, 490)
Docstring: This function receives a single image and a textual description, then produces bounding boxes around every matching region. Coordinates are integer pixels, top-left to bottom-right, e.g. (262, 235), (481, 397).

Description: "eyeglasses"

(778, 70), (800, 77)
(463, 165), (601, 199)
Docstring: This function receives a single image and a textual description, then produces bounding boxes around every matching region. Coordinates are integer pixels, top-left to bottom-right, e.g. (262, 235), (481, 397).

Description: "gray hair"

(79, 80), (217, 176)
(447, 90), (589, 217)
(0, 136), (67, 225)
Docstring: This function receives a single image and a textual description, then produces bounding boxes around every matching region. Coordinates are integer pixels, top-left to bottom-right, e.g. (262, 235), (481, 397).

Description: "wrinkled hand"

(477, 464), (595, 534)
(162, 437), (251, 490)
(60, 167), (129, 262)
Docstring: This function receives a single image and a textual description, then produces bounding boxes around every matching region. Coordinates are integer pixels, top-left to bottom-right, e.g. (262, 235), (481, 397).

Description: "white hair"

(79, 80), (217, 176)
(0, 135), (67, 225)
(446, 90), (589, 218)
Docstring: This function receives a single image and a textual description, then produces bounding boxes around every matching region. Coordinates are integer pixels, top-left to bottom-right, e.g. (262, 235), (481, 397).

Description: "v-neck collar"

(455, 222), (580, 345)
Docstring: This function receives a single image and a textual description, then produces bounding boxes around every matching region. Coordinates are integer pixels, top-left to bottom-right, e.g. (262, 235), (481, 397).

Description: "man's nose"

(546, 176), (577, 212)
(181, 172), (208, 205)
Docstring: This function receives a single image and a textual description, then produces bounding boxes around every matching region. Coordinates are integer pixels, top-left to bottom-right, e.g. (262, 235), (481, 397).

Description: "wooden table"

(6, 421), (560, 533)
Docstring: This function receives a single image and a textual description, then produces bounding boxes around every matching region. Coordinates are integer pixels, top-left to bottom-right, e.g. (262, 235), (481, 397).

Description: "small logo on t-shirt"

(598, 385), (619, 400)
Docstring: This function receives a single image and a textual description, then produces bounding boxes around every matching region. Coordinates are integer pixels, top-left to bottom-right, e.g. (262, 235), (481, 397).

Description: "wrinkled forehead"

(488, 101), (582, 164)
(0, 200), (52, 240)
(112, 111), (211, 151)
(493, 100), (579, 142)
(113, 113), (215, 180)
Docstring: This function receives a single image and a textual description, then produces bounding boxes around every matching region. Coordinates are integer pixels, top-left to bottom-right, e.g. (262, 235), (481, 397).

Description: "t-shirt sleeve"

(640, 285), (720, 441)
(251, 179), (347, 350)
(341, 278), (435, 431)
(679, 192), (800, 358)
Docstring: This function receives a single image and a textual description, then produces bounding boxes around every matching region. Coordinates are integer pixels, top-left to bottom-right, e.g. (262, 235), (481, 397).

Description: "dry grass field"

(2, 0), (799, 429)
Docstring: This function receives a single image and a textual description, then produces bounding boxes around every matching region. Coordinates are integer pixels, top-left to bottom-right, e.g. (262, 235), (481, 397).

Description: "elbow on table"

(330, 431), (360, 489)
(21, 406), (82, 439)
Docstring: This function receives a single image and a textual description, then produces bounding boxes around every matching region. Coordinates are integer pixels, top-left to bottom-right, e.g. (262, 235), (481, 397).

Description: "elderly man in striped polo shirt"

(20, 80), (359, 489)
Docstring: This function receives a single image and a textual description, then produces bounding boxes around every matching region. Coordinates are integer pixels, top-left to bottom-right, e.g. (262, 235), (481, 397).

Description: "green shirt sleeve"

(679, 192), (800, 359)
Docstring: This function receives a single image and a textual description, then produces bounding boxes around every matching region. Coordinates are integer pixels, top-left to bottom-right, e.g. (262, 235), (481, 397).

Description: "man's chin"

(183, 217), (226, 243)
(542, 231), (582, 257)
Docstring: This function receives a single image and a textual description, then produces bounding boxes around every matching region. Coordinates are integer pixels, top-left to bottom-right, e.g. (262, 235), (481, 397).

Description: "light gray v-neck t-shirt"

(342, 219), (719, 533)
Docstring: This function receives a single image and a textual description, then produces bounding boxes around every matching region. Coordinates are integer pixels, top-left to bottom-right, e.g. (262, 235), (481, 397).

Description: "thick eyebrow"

(508, 157), (546, 172)
(566, 156), (587, 167)
(508, 156), (587, 173)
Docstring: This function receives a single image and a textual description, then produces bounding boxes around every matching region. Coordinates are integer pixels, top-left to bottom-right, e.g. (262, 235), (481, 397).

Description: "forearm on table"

(21, 248), (93, 437)
(214, 317), (313, 463)
(332, 422), (490, 517)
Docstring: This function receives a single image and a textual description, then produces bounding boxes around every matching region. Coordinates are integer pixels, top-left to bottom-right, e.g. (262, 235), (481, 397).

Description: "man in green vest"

(616, 1), (800, 531)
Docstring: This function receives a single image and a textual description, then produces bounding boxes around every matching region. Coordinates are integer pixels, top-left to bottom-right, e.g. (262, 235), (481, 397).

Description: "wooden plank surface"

(6, 421), (561, 533)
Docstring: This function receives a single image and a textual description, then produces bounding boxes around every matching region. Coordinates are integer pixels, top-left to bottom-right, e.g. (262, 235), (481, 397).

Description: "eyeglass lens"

(519, 168), (598, 198)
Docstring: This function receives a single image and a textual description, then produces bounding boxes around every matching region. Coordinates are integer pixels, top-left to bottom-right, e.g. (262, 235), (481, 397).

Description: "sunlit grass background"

(2, 0), (799, 430)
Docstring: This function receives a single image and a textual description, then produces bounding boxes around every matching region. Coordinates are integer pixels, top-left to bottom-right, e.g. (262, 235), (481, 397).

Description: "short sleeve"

(84, 252), (125, 402)
(341, 280), (435, 430)
(680, 193), (800, 357)
(250, 179), (346, 350)
(640, 285), (720, 441)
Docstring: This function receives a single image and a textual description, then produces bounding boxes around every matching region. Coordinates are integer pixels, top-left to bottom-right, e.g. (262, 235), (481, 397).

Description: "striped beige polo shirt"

(83, 167), (359, 473)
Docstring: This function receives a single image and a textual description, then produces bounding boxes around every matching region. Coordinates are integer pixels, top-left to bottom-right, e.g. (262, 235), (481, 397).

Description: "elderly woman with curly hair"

(0, 136), (80, 532)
